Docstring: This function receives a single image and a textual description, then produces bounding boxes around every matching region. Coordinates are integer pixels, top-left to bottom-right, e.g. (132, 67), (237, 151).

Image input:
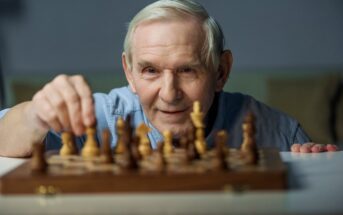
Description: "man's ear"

(215, 50), (233, 92)
(122, 53), (137, 93)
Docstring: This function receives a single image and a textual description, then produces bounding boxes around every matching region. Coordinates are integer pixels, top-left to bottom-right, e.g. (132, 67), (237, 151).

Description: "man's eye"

(179, 67), (193, 73)
(141, 67), (159, 79)
(178, 67), (197, 80)
(143, 67), (157, 74)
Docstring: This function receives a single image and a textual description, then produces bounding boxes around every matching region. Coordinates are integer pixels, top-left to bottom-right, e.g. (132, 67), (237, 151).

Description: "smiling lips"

(159, 108), (188, 115)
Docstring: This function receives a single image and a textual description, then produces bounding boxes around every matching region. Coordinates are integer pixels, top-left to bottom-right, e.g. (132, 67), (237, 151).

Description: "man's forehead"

(130, 21), (205, 68)
(131, 18), (204, 50)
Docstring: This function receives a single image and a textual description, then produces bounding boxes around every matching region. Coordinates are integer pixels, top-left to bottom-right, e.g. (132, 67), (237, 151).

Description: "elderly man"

(0, 0), (331, 157)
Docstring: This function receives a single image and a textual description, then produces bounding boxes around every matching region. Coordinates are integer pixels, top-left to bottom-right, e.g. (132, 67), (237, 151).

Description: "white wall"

(1, 0), (343, 75)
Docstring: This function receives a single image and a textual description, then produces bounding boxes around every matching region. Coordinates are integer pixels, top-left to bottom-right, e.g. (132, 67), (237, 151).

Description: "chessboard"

(0, 102), (287, 195)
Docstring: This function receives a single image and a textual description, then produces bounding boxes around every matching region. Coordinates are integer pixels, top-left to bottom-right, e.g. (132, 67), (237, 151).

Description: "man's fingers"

(33, 91), (63, 132)
(42, 82), (71, 130)
(326, 144), (338, 152)
(292, 142), (339, 153)
(291, 144), (301, 152)
(311, 144), (326, 153)
(70, 75), (95, 127)
(53, 75), (84, 135)
(299, 142), (314, 153)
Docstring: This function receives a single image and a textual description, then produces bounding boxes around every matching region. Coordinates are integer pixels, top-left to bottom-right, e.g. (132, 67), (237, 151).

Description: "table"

(1, 152), (343, 215)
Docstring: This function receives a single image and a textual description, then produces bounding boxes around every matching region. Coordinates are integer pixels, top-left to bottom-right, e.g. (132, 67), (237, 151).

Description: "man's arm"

(0, 74), (95, 157)
(0, 102), (47, 157)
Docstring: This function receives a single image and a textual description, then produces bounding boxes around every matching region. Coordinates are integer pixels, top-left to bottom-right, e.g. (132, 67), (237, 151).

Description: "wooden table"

(1, 152), (343, 215)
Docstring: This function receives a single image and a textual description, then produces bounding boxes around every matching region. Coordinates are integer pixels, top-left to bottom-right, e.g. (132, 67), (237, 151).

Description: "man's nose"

(159, 71), (182, 104)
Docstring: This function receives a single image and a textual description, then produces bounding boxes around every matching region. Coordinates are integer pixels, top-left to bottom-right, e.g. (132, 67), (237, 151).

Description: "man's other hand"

(291, 143), (338, 153)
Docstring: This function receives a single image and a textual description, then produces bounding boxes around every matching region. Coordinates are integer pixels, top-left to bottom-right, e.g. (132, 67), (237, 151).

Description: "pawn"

(213, 130), (228, 170)
(163, 130), (173, 157)
(187, 139), (197, 161)
(115, 117), (126, 154)
(101, 129), (114, 164)
(241, 112), (256, 153)
(179, 136), (188, 149)
(60, 131), (77, 156)
(156, 142), (165, 171)
(136, 123), (151, 159)
(81, 127), (100, 158)
(31, 142), (47, 172)
(131, 135), (142, 162)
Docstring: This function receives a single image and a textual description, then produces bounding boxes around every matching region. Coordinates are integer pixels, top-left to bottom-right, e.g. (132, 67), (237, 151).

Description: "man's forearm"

(0, 102), (48, 157)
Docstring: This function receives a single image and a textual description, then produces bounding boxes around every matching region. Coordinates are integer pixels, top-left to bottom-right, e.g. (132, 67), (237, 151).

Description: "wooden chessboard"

(0, 148), (287, 195)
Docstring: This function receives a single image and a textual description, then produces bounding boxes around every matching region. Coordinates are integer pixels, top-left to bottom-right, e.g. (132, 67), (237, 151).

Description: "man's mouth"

(159, 108), (189, 115)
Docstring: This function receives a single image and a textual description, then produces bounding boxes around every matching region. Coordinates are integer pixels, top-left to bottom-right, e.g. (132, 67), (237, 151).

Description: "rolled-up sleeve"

(0, 108), (10, 119)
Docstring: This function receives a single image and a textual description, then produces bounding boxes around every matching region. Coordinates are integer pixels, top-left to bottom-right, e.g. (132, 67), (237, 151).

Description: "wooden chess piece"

(240, 112), (258, 165)
(81, 127), (100, 158)
(60, 131), (77, 156)
(136, 123), (151, 159)
(163, 130), (173, 157)
(241, 112), (255, 153)
(156, 142), (165, 172)
(101, 129), (114, 164)
(190, 101), (204, 128)
(131, 135), (142, 162)
(122, 145), (138, 170)
(115, 117), (126, 154)
(179, 135), (188, 149)
(123, 115), (133, 140)
(195, 128), (206, 155)
(190, 101), (206, 155)
(31, 142), (47, 172)
(122, 120), (138, 170)
(213, 130), (228, 170)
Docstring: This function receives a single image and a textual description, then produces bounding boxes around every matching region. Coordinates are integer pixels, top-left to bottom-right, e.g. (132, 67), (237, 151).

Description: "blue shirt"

(0, 86), (310, 151)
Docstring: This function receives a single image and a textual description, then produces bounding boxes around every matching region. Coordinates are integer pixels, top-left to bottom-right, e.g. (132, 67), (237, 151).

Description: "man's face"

(123, 18), (222, 137)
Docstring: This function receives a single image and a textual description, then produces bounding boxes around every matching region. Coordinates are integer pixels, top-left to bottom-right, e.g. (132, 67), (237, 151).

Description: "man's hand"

(291, 143), (338, 153)
(28, 74), (95, 136)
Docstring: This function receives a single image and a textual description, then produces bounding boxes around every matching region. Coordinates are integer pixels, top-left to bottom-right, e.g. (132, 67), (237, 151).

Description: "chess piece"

(31, 142), (47, 172)
(123, 115), (133, 148)
(136, 123), (151, 159)
(190, 101), (204, 128)
(60, 131), (77, 156)
(115, 117), (126, 154)
(101, 129), (114, 164)
(213, 130), (228, 170)
(122, 118), (141, 169)
(131, 135), (142, 161)
(156, 142), (165, 171)
(81, 127), (100, 158)
(122, 145), (138, 170)
(190, 101), (206, 155)
(179, 135), (188, 149)
(195, 128), (206, 155)
(240, 112), (258, 165)
(163, 130), (173, 157)
(241, 111), (255, 153)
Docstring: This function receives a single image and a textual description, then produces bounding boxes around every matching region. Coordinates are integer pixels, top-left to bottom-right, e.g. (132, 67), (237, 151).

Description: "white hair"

(123, 0), (225, 71)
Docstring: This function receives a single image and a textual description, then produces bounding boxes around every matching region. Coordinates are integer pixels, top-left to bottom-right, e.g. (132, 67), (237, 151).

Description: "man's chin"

(156, 121), (193, 138)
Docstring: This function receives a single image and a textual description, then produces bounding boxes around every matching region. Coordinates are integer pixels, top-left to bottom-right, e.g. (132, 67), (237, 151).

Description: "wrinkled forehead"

(131, 18), (206, 59)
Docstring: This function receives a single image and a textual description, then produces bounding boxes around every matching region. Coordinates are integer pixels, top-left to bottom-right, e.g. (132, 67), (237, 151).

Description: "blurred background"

(0, 0), (342, 145)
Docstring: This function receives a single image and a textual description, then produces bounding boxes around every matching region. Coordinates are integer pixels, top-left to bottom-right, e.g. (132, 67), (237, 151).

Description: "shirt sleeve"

(0, 108), (10, 119)
(292, 123), (311, 144)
